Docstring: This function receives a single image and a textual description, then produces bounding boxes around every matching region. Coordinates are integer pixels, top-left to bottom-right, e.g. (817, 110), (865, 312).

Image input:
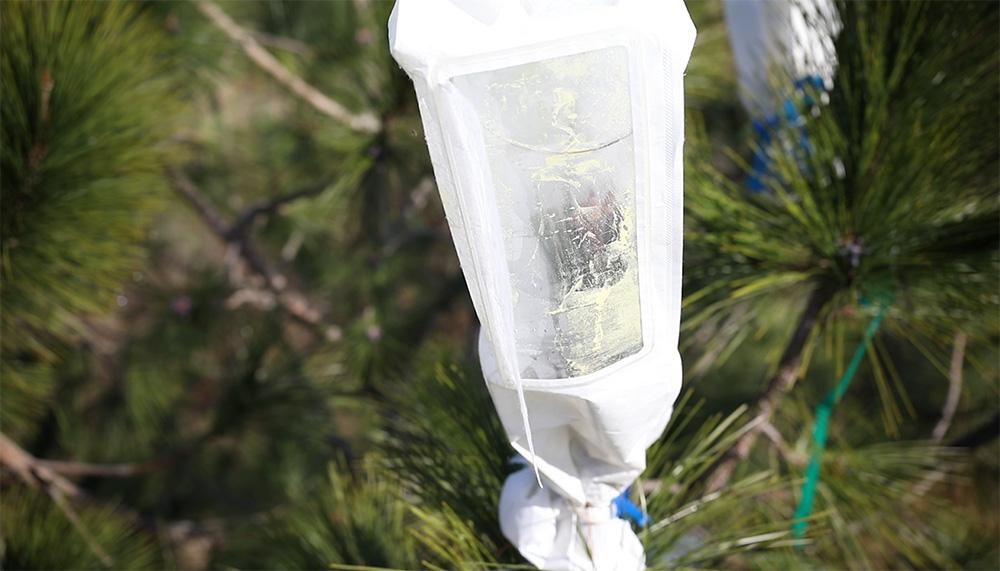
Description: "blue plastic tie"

(613, 488), (650, 528)
(746, 75), (825, 192)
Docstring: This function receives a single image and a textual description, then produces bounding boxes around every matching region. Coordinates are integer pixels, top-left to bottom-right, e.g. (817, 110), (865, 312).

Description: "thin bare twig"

(37, 459), (156, 478)
(251, 31), (315, 57)
(913, 330), (969, 496)
(759, 421), (805, 467)
(170, 168), (342, 342)
(171, 168), (229, 236)
(226, 178), (333, 242)
(932, 331), (967, 442)
(1, 434), (229, 566)
(0, 433), (82, 498)
(703, 286), (834, 493)
(196, 0), (381, 134)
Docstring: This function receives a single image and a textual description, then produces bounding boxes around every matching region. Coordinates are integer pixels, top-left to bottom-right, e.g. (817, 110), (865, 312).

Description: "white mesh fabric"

(451, 47), (642, 380)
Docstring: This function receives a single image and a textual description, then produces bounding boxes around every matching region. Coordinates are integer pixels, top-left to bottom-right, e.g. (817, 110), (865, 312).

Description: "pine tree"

(1, 1), (996, 570)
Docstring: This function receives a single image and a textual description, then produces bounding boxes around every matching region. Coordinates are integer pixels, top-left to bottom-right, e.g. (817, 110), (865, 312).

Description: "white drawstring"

(515, 378), (543, 488)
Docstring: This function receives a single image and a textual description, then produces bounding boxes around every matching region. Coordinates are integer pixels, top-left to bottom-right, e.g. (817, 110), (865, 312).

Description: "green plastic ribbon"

(792, 298), (891, 540)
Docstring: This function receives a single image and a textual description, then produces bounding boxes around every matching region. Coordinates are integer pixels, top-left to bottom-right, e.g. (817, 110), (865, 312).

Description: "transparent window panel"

(453, 47), (642, 379)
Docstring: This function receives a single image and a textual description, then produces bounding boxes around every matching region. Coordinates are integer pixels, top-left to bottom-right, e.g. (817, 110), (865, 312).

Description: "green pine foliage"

(1, 486), (162, 570)
(684, 0), (999, 361)
(641, 401), (803, 568)
(680, 1), (999, 566)
(1, 0), (181, 441)
(808, 442), (967, 568)
(381, 352), (518, 559)
(222, 462), (420, 570)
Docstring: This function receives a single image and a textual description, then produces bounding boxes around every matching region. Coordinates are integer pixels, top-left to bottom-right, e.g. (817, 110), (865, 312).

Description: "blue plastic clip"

(612, 488), (650, 528)
(746, 75), (826, 192)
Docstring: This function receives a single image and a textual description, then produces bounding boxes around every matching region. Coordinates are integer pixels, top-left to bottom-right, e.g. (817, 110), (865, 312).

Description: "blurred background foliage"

(1, 0), (997, 570)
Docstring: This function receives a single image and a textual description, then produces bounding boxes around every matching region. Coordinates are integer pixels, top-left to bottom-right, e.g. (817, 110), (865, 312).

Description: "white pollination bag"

(723, 0), (840, 191)
(389, 2), (694, 569)
(724, 0), (840, 116)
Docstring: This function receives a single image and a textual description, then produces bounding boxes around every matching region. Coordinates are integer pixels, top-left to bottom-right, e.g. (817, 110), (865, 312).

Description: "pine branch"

(37, 459), (156, 478)
(912, 330), (970, 496)
(195, 0), (381, 135)
(250, 31), (315, 58)
(0, 433), (160, 494)
(225, 178), (334, 242)
(0, 433), (83, 500)
(759, 421), (805, 467)
(0, 433), (224, 567)
(170, 168), (342, 342)
(170, 168), (229, 237)
(0, 433), (114, 567)
(704, 286), (834, 493)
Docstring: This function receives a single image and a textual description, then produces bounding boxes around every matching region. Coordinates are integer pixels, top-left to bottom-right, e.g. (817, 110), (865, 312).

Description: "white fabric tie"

(515, 377), (544, 488)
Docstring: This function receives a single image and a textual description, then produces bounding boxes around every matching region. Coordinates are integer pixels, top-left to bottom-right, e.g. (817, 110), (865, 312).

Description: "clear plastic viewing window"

(452, 47), (643, 379)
